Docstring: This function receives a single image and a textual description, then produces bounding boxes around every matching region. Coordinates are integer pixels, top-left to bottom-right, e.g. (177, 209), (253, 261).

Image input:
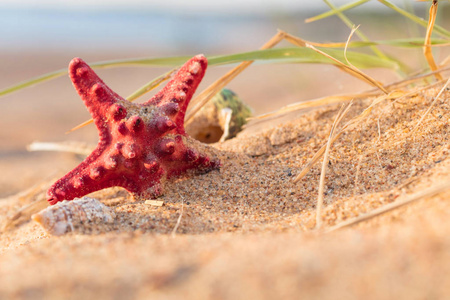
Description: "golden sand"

(0, 81), (449, 299)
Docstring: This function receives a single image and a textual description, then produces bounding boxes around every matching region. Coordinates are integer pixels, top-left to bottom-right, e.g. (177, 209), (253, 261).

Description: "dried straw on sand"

(0, 79), (450, 299)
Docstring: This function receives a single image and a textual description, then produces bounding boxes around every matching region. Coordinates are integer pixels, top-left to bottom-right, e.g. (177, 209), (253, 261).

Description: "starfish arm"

(144, 55), (207, 134)
(47, 150), (111, 204)
(69, 58), (125, 141)
(47, 149), (165, 204)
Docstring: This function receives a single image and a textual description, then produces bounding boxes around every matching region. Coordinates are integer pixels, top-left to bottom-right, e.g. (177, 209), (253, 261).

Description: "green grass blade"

(208, 48), (399, 70)
(0, 56), (193, 98)
(322, 0), (407, 75)
(91, 56), (193, 68)
(0, 49), (398, 99)
(378, 0), (450, 38)
(305, 0), (370, 23)
(323, 0), (389, 60)
(125, 68), (178, 101)
(0, 70), (66, 97)
(326, 38), (449, 48)
(376, 38), (449, 47)
(125, 48), (398, 103)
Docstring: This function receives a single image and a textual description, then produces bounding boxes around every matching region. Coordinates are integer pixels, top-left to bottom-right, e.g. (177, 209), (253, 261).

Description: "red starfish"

(47, 55), (220, 205)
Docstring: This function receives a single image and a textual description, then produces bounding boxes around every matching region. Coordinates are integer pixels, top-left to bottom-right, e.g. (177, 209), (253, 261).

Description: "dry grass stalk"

(0, 179), (49, 203)
(353, 155), (363, 195)
(187, 28), (389, 124)
(326, 180), (450, 232)
(251, 93), (375, 121)
(387, 65), (450, 90)
(294, 93), (391, 182)
(171, 194), (185, 237)
(27, 141), (94, 156)
(316, 103), (353, 229)
(391, 80), (443, 105)
(184, 31), (286, 124)
(272, 77), (435, 185)
(412, 76), (450, 133)
(441, 54), (450, 66)
(3, 198), (49, 232)
(67, 119), (93, 134)
(423, 0), (443, 81)
(1, 176), (59, 231)
(283, 31), (388, 94)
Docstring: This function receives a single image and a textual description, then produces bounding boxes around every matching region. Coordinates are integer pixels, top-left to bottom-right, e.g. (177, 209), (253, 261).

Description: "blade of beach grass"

(0, 69), (66, 97)
(283, 31), (389, 93)
(185, 31), (286, 124)
(252, 65), (450, 124)
(27, 141), (94, 155)
(316, 102), (353, 230)
(305, 0), (369, 23)
(423, 0), (443, 80)
(250, 92), (375, 121)
(322, 0), (390, 61)
(186, 31), (396, 124)
(0, 56), (191, 98)
(210, 47), (399, 69)
(386, 65), (450, 89)
(378, 0), (450, 38)
(375, 38), (449, 48)
(62, 46), (396, 133)
(0, 47), (398, 99)
(326, 180), (450, 232)
(344, 25), (388, 91)
(303, 38), (449, 49)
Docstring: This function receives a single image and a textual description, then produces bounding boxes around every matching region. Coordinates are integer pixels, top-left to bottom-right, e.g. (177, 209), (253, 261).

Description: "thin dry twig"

(250, 93), (373, 121)
(171, 194), (185, 237)
(3, 199), (49, 231)
(353, 155), (363, 195)
(326, 180), (450, 232)
(423, 0), (443, 81)
(1, 175), (59, 231)
(27, 141), (94, 156)
(391, 80), (443, 105)
(412, 77), (450, 133)
(316, 102), (353, 229)
(387, 65), (450, 90)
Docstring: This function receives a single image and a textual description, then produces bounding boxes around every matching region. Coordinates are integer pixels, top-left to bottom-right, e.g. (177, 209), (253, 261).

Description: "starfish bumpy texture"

(47, 55), (221, 205)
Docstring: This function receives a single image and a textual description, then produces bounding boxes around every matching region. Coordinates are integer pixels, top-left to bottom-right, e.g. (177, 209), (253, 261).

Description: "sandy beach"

(0, 47), (449, 299)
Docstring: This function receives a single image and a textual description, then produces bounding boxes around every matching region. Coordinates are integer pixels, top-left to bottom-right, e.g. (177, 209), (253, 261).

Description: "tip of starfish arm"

(194, 54), (206, 59)
(69, 57), (86, 71)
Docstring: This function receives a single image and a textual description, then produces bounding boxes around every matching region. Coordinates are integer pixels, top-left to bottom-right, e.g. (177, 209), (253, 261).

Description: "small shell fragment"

(32, 197), (116, 236)
(144, 200), (165, 206)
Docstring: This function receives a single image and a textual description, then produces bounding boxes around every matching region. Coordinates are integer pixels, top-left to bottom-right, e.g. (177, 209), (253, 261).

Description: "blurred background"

(0, 0), (449, 195)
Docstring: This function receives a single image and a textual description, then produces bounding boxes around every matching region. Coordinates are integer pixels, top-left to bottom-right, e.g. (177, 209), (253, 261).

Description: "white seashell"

(32, 197), (116, 236)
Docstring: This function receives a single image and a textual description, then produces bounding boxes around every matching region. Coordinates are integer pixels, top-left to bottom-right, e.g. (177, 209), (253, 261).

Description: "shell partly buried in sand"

(186, 89), (253, 144)
(32, 197), (116, 236)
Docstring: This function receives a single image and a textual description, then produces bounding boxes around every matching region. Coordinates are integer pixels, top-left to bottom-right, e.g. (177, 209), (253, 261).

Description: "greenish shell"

(186, 89), (253, 144)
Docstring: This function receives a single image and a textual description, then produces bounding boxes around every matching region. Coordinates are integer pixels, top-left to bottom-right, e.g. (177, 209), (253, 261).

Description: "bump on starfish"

(47, 55), (221, 205)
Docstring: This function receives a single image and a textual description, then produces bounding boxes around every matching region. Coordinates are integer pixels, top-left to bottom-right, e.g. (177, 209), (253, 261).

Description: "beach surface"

(1, 52), (450, 299)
